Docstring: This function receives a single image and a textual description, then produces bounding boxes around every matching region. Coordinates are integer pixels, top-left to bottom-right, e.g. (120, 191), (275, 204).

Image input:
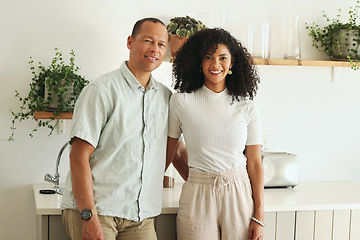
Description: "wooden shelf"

(33, 59), (358, 120)
(253, 58), (360, 67)
(166, 57), (359, 67)
(34, 111), (73, 119)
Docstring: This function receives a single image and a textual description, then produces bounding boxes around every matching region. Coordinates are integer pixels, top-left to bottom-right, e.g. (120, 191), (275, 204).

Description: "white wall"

(1, 0), (359, 239)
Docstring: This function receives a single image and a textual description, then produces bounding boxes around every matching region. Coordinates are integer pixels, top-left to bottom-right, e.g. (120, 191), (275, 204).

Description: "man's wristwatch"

(80, 209), (97, 220)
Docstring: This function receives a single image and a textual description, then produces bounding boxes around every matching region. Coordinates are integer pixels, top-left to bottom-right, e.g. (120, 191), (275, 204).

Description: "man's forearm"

(165, 137), (179, 171)
(172, 139), (189, 180)
(71, 156), (96, 211)
(70, 137), (96, 212)
(173, 153), (189, 180)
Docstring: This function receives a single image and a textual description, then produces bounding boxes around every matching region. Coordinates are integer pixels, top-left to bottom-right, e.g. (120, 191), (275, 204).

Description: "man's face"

(127, 21), (168, 74)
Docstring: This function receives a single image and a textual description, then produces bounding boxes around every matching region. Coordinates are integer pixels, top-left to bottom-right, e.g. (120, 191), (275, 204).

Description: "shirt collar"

(120, 61), (158, 91)
(200, 84), (229, 97)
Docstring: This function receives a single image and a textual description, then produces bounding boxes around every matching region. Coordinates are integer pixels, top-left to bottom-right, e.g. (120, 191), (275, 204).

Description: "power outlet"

(262, 135), (270, 152)
(57, 119), (65, 135)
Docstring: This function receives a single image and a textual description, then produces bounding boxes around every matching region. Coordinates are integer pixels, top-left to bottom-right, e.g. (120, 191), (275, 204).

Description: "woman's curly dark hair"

(172, 28), (260, 101)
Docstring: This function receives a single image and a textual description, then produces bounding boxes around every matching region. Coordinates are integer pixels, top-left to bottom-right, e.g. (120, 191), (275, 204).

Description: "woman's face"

(201, 43), (233, 93)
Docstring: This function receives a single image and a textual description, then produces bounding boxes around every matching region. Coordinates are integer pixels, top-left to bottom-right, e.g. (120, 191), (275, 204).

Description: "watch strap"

(90, 209), (98, 216)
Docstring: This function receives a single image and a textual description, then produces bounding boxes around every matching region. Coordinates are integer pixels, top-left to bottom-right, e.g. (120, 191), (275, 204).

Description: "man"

(61, 18), (171, 240)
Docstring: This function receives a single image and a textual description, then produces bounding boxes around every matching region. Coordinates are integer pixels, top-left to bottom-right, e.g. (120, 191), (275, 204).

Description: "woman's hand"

(248, 221), (264, 240)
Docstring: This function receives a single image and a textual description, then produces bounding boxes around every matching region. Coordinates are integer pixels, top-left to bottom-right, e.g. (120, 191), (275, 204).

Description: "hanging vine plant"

(8, 48), (89, 141)
(305, 0), (360, 70)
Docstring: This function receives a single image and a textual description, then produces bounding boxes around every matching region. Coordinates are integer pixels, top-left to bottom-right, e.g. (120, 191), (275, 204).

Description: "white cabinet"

(350, 210), (360, 240)
(49, 216), (69, 240)
(264, 212), (276, 240)
(264, 209), (360, 240)
(37, 215), (69, 240)
(276, 211), (295, 240)
(33, 182), (360, 240)
(39, 210), (360, 240)
(314, 210), (333, 240)
(295, 211), (315, 240)
(333, 210), (350, 240)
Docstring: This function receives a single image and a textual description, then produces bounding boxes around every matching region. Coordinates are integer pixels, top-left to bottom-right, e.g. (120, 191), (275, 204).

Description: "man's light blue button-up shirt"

(61, 61), (172, 221)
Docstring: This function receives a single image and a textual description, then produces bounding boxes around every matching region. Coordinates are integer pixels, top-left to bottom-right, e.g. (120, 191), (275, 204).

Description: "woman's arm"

(246, 144), (264, 240)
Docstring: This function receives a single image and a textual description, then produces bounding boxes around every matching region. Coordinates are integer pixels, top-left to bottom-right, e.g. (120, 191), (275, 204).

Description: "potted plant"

(305, 0), (360, 69)
(167, 16), (207, 57)
(8, 48), (89, 141)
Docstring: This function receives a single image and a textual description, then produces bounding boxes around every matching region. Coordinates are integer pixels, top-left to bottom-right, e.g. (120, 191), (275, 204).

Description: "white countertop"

(34, 181), (360, 215)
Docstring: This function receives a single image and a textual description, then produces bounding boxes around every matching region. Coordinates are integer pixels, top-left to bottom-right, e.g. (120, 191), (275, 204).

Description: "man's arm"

(70, 137), (104, 240)
(172, 139), (188, 181)
(165, 137), (178, 171)
(166, 137), (189, 181)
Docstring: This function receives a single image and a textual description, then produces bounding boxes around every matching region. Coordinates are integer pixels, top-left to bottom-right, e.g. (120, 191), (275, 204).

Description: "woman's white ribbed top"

(168, 85), (262, 172)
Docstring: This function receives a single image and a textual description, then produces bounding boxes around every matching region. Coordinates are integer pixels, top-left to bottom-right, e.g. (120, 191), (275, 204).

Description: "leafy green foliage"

(305, 0), (360, 70)
(8, 48), (89, 141)
(167, 16), (207, 38)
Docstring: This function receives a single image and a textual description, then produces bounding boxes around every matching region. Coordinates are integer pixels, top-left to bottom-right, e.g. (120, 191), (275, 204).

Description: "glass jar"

(284, 16), (301, 59)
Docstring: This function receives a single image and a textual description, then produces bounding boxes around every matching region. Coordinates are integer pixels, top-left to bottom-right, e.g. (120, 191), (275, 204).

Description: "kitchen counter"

(34, 181), (360, 215)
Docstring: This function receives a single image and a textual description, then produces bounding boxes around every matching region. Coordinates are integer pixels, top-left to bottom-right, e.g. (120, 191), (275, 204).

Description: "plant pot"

(44, 80), (74, 112)
(169, 34), (188, 57)
(331, 29), (360, 60)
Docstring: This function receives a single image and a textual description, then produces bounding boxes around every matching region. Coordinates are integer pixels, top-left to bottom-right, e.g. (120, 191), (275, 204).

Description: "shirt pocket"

(154, 113), (168, 140)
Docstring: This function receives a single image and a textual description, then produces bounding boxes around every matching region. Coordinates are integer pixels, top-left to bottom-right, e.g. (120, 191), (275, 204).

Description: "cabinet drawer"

(276, 211), (295, 240)
(314, 210), (333, 240)
(295, 211), (314, 240)
(333, 210), (350, 240)
(264, 212), (276, 240)
(350, 209), (360, 240)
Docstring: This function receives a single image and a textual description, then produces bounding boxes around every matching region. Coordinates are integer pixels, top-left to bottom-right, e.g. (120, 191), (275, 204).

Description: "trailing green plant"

(167, 16), (207, 38)
(305, 0), (360, 70)
(8, 48), (89, 141)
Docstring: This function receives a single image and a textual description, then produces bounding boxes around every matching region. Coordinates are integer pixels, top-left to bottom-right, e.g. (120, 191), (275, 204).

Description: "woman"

(166, 28), (264, 240)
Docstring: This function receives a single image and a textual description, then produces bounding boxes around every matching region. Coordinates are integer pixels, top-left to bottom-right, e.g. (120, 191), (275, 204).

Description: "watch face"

(80, 209), (92, 220)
